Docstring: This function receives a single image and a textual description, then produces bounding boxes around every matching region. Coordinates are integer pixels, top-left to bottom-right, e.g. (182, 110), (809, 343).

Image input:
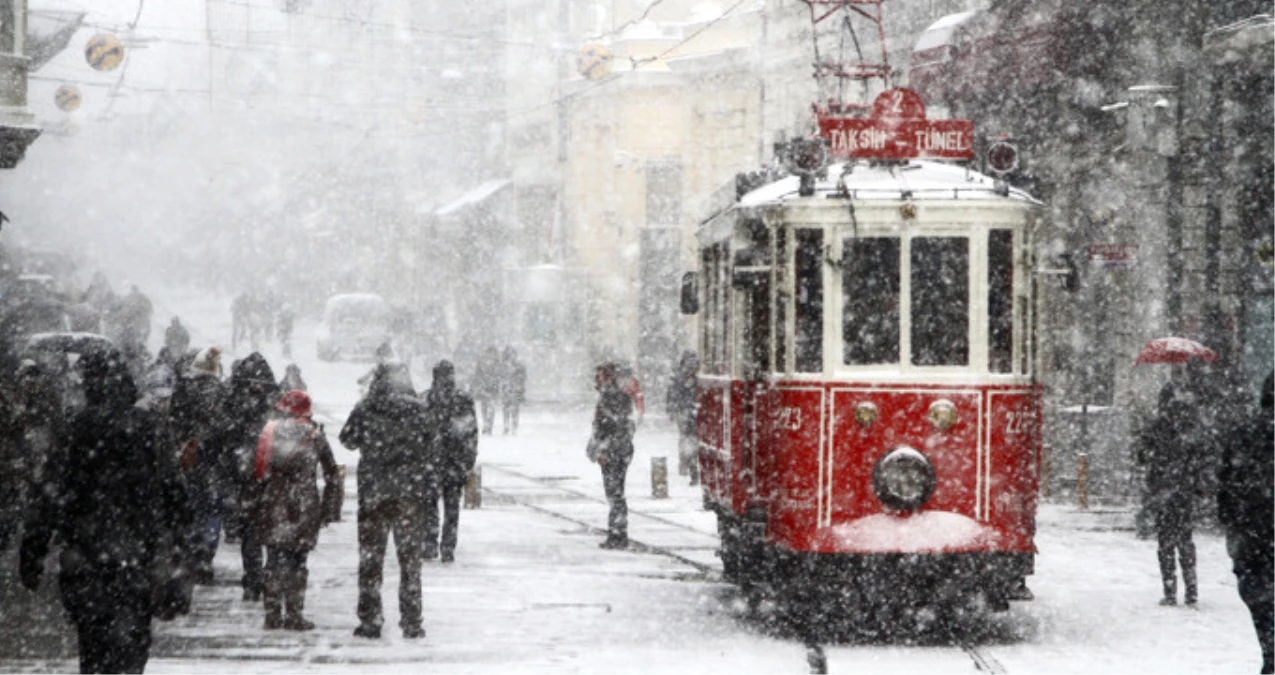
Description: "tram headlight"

(871, 446), (937, 512)
(853, 401), (879, 427)
(927, 399), (958, 431)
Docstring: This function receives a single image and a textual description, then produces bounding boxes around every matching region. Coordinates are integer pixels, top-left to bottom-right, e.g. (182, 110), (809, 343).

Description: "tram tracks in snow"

(479, 463), (722, 579)
(482, 464), (1008, 675)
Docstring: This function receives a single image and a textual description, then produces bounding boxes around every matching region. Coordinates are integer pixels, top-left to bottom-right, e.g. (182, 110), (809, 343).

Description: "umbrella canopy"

(1135, 337), (1219, 365)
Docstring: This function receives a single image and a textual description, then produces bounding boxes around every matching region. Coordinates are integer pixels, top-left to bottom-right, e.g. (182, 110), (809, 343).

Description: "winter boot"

(1181, 542), (1198, 606)
(1159, 573), (1177, 605)
(423, 542), (439, 560)
(599, 535), (628, 550)
(263, 568), (284, 629)
(403, 625), (426, 640)
(282, 569), (314, 631)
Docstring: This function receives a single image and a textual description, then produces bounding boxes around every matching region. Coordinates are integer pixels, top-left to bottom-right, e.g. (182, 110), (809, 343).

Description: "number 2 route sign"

(818, 88), (975, 161)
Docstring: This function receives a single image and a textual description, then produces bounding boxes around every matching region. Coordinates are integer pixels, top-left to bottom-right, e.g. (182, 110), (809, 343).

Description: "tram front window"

(843, 237), (901, 364)
(911, 237), (969, 366)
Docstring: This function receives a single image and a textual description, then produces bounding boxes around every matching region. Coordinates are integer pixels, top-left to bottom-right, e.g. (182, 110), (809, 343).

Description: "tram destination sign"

(818, 88), (974, 161)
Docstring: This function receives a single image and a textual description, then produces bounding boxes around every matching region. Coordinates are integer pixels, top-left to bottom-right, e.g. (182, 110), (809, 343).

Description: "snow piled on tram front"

(738, 159), (1038, 206)
(816, 510), (1001, 554)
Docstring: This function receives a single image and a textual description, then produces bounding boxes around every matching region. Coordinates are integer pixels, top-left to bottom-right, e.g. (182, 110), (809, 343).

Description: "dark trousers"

(1234, 569), (1275, 673)
(479, 398), (496, 434)
(1156, 508), (1197, 602)
(357, 498), (424, 631)
(264, 546), (309, 621)
(601, 455), (631, 540)
(501, 401), (520, 434)
(424, 480), (464, 555)
(61, 569), (152, 674)
(241, 517), (264, 595)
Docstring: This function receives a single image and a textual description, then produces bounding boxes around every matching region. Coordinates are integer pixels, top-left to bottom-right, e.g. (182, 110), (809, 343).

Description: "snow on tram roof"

(737, 160), (1039, 207)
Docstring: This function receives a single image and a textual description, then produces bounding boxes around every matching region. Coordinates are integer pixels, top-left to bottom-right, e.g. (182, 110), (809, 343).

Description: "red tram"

(688, 156), (1043, 621)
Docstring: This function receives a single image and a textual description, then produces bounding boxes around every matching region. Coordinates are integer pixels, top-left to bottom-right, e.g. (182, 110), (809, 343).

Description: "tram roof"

(737, 160), (1040, 208)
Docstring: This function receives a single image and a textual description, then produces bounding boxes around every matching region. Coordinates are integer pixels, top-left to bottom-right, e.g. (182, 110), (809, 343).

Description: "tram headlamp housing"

(928, 399), (959, 431)
(872, 446), (937, 512)
(853, 401), (879, 427)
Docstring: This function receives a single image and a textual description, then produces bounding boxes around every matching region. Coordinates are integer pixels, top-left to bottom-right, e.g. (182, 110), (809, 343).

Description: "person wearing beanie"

(20, 349), (191, 673)
(250, 390), (339, 631)
(340, 364), (431, 640)
(421, 360), (478, 563)
(170, 345), (227, 585)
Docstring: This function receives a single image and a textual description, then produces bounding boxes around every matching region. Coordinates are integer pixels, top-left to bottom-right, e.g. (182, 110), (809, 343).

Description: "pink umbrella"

(1134, 337), (1219, 365)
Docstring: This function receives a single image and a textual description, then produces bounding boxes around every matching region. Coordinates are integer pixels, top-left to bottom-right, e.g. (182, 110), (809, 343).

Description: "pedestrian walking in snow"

(421, 360), (478, 562)
(279, 363), (308, 393)
(164, 317), (191, 359)
(499, 346), (526, 435)
(251, 390), (340, 631)
(473, 346), (501, 435)
(276, 304), (295, 360)
(169, 346), (227, 585)
(339, 364), (431, 640)
(588, 362), (635, 550)
(1139, 380), (1206, 606)
(1218, 373), (1274, 673)
(216, 352), (280, 601)
(665, 350), (699, 486)
(20, 349), (191, 674)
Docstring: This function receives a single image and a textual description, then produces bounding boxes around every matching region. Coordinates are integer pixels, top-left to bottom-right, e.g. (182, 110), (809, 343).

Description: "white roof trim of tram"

(737, 160), (1040, 207)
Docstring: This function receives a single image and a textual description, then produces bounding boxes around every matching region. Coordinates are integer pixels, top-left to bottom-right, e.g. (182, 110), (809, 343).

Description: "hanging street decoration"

(818, 88), (975, 161)
(577, 44), (613, 81)
(54, 83), (82, 112)
(85, 33), (125, 71)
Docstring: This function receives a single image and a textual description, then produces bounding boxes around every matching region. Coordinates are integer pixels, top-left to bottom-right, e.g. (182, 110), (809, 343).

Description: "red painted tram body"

(691, 158), (1043, 615)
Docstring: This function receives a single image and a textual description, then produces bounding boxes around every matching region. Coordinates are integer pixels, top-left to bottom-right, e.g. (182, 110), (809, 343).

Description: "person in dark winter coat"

(216, 352), (279, 601)
(20, 349), (191, 674)
(1218, 373), (1274, 674)
(421, 360), (478, 562)
(279, 363), (308, 393)
(498, 347), (526, 435)
(588, 362), (636, 550)
(339, 364), (431, 640)
(169, 346), (226, 585)
(164, 317), (190, 358)
(1139, 380), (1206, 606)
(665, 350), (699, 485)
(251, 390), (339, 631)
(473, 346), (501, 435)
(276, 304), (295, 359)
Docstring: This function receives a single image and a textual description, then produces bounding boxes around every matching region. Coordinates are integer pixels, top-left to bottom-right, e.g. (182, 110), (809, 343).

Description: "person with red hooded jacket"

(250, 390), (340, 631)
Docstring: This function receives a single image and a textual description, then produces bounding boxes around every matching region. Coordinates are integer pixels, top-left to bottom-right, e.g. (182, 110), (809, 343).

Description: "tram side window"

(774, 228), (788, 373)
(843, 237), (900, 365)
(988, 230), (1014, 373)
(701, 242), (731, 375)
(911, 237), (969, 366)
(794, 229), (824, 372)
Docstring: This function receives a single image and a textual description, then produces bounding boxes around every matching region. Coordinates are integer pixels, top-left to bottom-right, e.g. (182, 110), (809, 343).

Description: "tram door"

(734, 222), (772, 499)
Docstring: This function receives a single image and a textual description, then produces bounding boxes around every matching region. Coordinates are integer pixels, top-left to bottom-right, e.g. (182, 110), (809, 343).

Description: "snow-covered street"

(0, 290), (1263, 674)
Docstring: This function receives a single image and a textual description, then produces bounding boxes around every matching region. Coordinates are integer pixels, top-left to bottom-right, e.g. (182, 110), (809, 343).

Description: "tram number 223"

(776, 407), (802, 431)
(1005, 410), (1032, 435)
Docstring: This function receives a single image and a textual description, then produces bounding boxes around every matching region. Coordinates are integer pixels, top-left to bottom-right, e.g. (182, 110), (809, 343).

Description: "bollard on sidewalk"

(464, 465), (482, 509)
(1076, 453), (1089, 510)
(651, 457), (668, 499)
